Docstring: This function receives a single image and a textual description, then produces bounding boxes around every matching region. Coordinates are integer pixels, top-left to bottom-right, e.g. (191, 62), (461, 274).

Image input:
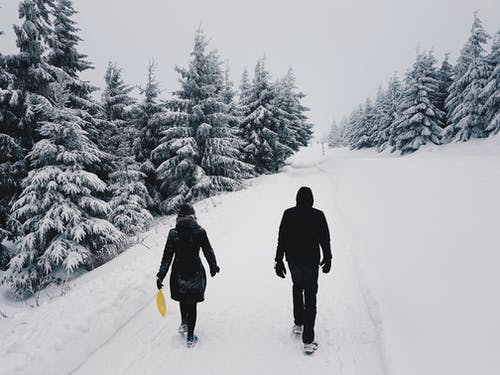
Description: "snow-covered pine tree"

(483, 31), (500, 135)
(6, 0), (56, 149)
(444, 14), (491, 142)
(239, 58), (294, 173)
(152, 29), (251, 213)
(100, 62), (153, 232)
(133, 60), (164, 210)
(239, 68), (251, 105)
(275, 68), (313, 151)
(100, 61), (136, 155)
(0, 32), (26, 270)
(351, 98), (376, 150)
(367, 86), (387, 147)
(327, 118), (342, 148)
(376, 74), (403, 151)
(435, 54), (453, 128)
(4, 77), (124, 296)
(47, 0), (96, 109)
(107, 157), (152, 236)
(391, 51), (443, 154)
(340, 106), (362, 148)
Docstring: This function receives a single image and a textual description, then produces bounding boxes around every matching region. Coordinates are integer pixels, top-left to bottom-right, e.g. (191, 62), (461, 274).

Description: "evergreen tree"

(444, 15), (491, 142)
(327, 118), (342, 148)
(435, 54), (454, 128)
(6, 0), (56, 149)
(133, 60), (164, 210)
(275, 68), (313, 150)
(107, 158), (152, 236)
(47, 0), (96, 109)
(100, 61), (136, 155)
(391, 51), (443, 154)
(239, 68), (251, 105)
(351, 99), (376, 150)
(152, 29), (251, 213)
(367, 86), (387, 147)
(0, 31), (26, 270)
(484, 31), (500, 135)
(376, 74), (402, 151)
(4, 78), (123, 296)
(239, 58), (294, 173)
(1, 0), (59, 268)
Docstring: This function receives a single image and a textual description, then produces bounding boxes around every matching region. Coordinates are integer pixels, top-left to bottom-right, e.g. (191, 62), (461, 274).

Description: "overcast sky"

(1, 0), (499, 138)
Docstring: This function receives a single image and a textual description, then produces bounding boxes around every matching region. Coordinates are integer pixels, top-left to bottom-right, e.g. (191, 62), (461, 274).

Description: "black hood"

(296, 186), (314, 207)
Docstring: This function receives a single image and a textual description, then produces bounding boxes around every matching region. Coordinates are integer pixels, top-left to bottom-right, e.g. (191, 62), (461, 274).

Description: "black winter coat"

(275, 192), (332, 265)
(157, 216), (218, 303)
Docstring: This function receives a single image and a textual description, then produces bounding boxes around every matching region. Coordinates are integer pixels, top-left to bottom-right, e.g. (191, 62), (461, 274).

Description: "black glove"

(156, 277), (163, 290)
(210, 265), (220, 277)
(320, 258), (331, 274)
(275, 260), (286, 278)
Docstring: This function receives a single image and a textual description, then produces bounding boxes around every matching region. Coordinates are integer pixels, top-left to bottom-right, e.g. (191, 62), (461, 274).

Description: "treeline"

(329, 15), (499, 154)
(0, 0), (313, 296)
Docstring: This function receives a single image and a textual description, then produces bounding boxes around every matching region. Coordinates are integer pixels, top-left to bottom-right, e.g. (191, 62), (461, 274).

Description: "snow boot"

(303, 342), (319, 354)
(178, 323), (188, 335)
(186, 335), (198, 348)
(292, 324), (304, 335)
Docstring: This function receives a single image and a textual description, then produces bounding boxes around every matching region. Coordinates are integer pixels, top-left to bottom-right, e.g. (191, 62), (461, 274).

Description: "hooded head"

(296, 186), (314, 208)
(178, 203), (195, 217)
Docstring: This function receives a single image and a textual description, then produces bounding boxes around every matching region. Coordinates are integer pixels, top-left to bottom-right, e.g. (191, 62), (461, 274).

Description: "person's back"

(274, 186), (332, 354)
(276, 186), (331, 266)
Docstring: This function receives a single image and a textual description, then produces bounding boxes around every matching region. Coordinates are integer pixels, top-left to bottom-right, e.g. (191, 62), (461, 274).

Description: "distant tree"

(152, 29), (251, 213)
(107, 157), (152, 236)
(275, 68), (313, 150)
(351, 98), (376, 150)
(100, 61), (136, 155)
(48, 0), (96, 109)
(327, 118), (342, 148)
(484, 31), (500, 135)
(239, 58), (294, 173)
(435, 54), (454, 128)
(391, 51), (443, 154)
(133, 60), (164, 210)
(444, 15), (491, 142)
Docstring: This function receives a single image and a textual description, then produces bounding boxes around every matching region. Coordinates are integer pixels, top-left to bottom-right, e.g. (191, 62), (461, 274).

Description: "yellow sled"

(156, 289), (166, 318)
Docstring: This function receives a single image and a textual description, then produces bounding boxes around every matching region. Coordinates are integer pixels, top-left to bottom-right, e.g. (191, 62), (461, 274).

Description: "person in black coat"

(156, 203), (220, 347)
(274, 186), (332, 353)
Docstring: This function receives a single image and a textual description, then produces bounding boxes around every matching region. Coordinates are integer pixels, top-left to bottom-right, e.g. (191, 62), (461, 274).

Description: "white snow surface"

(1, 138), (500, 375)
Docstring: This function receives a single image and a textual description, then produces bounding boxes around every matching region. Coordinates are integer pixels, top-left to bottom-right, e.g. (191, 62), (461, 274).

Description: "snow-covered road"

(68, 147), (386, 375)
(2, 138), (500, 375)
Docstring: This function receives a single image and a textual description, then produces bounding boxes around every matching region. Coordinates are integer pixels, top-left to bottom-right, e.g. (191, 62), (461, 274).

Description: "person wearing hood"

(274, 186), (332, 354)
(156, 203), (220, 347)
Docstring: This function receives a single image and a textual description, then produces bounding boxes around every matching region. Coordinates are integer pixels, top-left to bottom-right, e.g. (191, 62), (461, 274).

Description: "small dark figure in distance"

(156, 203), (220, 348)
(274, 186), (332, 354)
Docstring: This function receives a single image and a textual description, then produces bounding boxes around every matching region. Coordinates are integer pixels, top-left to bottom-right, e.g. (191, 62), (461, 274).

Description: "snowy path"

(3, 140), (500, 374)
(66, 150), (386, 375)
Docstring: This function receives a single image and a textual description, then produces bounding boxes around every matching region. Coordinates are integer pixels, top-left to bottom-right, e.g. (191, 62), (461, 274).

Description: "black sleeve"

(318, 211), (332, 260)
(275, 211), (288, 262)
(157, 230), (176, 281)
(200, 229), (218, 270)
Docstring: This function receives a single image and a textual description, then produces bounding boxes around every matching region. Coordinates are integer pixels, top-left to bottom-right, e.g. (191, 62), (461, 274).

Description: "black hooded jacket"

(157, 216), (218, 303)
(275, 187), (332, 265)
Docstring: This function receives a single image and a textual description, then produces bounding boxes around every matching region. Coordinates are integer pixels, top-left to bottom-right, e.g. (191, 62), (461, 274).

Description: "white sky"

(1, 0), (499, 138)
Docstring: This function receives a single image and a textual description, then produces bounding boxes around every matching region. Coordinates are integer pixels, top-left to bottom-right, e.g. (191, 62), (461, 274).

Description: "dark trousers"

(179, 302), (197, 337)
(288, 263), (319, 344)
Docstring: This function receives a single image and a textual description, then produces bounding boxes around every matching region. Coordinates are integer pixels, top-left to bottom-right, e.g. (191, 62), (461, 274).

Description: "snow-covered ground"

(1, 138), (499, 375)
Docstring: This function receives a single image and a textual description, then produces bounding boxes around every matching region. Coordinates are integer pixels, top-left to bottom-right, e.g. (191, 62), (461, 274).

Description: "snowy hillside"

(1, 138), (500, 375)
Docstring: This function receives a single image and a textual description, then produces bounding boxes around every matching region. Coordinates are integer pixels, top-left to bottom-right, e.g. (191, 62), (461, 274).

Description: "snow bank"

(323, 136), (500, 374)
